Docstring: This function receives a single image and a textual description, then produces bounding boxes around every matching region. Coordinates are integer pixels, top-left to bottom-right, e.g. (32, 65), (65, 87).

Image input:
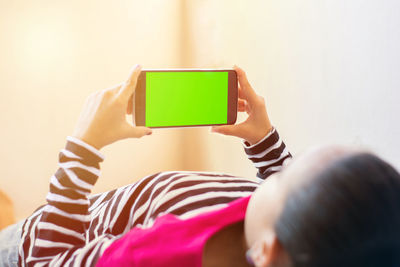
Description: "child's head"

(245, 146), (400, 267)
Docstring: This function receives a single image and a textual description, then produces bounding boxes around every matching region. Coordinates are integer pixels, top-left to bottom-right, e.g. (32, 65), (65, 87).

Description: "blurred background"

(1, 0), (400, 220)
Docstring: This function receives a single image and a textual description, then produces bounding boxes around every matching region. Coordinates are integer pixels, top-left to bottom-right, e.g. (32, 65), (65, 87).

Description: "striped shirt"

(18, 128), (291, 267)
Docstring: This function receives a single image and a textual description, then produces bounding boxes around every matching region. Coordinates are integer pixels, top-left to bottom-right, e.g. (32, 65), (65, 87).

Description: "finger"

(118, 64), (142, 100)
(234, 66), (258, 103)
(238, 86), (246, 99)
(238, 98), (252, 114)
(123, 124), (152, 138)
(238, 99), (247, 112)
(211, 125), (236, 136)
(210, 123), (247, 139)
(126, 92), (134, 114)
(100, 83), (123, 96)
(238, 87), (248, 108)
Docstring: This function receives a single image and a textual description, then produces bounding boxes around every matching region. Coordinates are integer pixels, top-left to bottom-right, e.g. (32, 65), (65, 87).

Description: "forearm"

(25, 137), (112, 267)
(22, 65), (151, 266)
(243, 128), (292, 180)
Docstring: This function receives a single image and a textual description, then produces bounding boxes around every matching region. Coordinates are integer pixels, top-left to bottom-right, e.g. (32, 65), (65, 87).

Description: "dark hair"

(275, 153), (400, 267)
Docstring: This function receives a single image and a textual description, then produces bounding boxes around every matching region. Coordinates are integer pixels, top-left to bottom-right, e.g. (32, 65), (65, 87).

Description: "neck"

(203, 221), (252, 267)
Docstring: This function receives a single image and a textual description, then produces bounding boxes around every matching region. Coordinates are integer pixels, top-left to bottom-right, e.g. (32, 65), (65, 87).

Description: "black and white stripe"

(19, 129), (291, 267)
(243, 128), (292, 179)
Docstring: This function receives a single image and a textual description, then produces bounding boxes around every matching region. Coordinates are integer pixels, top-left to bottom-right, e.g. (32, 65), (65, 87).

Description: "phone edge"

(134, 68), (238, 127)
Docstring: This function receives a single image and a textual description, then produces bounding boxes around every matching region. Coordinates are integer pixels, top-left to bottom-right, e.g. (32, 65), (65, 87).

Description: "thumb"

(122, 124), (153, 138)
(211, 125), (239, 136)
(211, 123), (248, 140)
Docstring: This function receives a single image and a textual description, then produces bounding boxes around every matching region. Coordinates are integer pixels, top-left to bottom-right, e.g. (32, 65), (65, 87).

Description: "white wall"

(2, 0), (400, 220)
(184, 0), (400, 176)
(0, 0), (184, 220)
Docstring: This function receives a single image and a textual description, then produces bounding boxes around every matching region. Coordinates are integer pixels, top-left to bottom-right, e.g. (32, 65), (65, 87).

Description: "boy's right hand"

(211, 66), (273, 145)
(72, 65), (152, 150)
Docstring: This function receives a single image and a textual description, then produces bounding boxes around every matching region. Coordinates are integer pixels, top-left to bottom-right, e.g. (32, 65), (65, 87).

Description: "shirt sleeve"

(242, 128), (292, 181)
(23, 137), (116, 267)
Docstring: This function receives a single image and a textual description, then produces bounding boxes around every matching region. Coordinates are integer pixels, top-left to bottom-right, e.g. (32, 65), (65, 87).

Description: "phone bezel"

(134, 68), (237, 128)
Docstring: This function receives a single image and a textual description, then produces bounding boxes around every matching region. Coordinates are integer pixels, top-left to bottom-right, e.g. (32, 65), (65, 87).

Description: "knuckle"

(257, 96), (266, 105)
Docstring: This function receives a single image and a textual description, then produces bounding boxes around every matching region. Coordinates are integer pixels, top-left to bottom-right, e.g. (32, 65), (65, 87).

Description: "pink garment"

(96, 196), (251, 267)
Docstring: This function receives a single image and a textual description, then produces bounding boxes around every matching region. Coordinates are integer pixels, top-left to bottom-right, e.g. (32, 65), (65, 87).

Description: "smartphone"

(134, 69), (237, 128)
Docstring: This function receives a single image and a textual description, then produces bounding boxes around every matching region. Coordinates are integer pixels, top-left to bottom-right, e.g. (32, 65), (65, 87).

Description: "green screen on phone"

(145, 71), (228, 127)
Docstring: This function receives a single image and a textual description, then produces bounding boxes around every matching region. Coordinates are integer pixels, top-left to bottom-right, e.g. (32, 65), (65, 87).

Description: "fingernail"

(135, 64), (141, 70)
(146, 131), (152, 135)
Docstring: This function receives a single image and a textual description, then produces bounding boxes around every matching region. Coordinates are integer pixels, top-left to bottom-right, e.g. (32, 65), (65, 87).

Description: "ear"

(253, 235), (288, 267)
(267, 236), (291, 266)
